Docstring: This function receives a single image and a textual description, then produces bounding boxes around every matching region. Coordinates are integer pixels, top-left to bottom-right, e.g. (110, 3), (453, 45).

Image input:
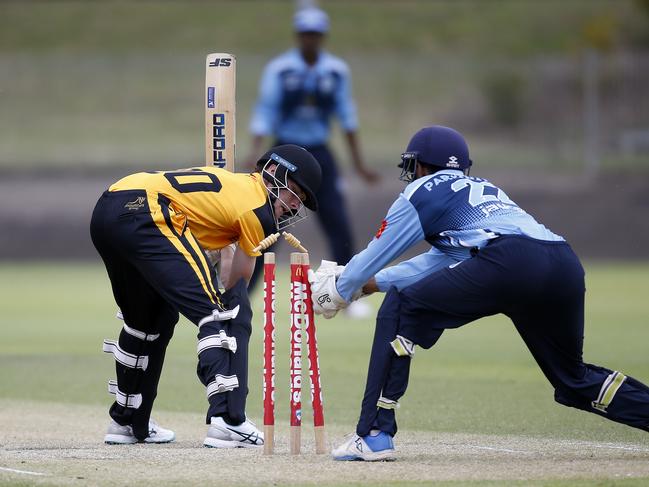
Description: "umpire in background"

(246, 6), (378, 315)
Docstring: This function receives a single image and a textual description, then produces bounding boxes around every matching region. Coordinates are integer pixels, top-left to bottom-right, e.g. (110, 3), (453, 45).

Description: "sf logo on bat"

(209, 58), (232, 67)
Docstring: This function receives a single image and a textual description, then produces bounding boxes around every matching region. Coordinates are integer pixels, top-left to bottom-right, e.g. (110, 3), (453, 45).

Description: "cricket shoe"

(203, 416), (264, 448)
(104, 419), (175, 444)
(331, 431), (395, 461)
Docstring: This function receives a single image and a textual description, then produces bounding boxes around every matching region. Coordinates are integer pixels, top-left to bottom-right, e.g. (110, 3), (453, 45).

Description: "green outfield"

(1, 260), (647, 439)
(1, 261), (649, 485)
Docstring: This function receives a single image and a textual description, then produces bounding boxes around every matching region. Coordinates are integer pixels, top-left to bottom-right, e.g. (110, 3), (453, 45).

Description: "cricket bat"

(205, 53), (236, 170)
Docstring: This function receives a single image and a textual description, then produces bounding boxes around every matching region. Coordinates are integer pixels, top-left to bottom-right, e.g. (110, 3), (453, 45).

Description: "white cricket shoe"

(331, 431), (395, 461)
(345, 300), (373, 319)
(104, 419), (175, 444)
(203, 416), (264, 448)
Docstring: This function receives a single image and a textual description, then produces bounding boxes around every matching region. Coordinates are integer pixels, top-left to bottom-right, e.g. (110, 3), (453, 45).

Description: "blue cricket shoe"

(331, 430), (395, 461)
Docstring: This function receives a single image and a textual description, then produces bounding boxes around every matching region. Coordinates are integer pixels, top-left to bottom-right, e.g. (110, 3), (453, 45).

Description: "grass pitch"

(1, 261), (649, 486)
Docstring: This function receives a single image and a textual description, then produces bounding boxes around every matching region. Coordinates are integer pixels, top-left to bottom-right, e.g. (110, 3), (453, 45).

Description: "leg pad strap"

(198, 306), (240, 327)
(122, 323), (160, 342)
(197, 330), (237, 355)
(108, 379), (143, 409)
(592, 371), (627, 413)
(103, 339), (149, 370)
(377, 397), (400, 410)
(206, 375), (239, 397)
(390, 335), (415, 357)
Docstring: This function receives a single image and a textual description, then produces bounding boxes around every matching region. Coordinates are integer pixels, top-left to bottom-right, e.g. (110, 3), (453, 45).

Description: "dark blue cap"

(403, 125), (472, 170)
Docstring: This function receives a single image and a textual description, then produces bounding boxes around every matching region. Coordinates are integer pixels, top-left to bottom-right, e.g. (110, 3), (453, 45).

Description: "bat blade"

(205, 53), (236, 170)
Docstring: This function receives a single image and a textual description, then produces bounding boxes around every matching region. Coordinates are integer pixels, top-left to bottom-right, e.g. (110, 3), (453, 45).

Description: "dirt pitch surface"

(2, 400), (649, 486)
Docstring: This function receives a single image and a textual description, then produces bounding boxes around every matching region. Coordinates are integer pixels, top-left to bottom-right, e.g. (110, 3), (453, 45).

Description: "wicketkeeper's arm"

(336, 194), (425, 301)
(309, 264), (380, 318)
(374, 247), (458, 292)
(361, 277), (379, 296)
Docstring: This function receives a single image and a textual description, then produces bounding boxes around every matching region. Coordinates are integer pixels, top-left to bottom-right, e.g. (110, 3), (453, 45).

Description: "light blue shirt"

(336, 170), (564, 301)
(249, 49), (358, 146)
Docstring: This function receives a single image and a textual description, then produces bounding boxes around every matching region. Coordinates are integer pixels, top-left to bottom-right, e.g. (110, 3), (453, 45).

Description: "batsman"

(308, 125), (649, 461)
(90, 144), (321, 447)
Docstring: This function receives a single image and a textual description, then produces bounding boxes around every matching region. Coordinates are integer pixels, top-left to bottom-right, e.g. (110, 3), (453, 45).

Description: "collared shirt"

(336, 170), (564, 300)
(249, 48), (358, 146)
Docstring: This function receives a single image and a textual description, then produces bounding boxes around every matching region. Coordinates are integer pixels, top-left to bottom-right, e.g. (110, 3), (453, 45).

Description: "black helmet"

(399, 126), (473, 182)
(257, 144), (322, 211)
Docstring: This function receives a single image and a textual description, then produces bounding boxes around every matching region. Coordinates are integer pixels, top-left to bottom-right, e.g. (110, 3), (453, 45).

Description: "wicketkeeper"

(308, 125), (649, 461)
(90, 144), (321, 447)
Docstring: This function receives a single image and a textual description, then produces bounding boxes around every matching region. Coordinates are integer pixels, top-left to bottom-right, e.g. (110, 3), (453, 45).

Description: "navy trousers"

(357, 235), (649, 436)
(248, 143), (355, 291)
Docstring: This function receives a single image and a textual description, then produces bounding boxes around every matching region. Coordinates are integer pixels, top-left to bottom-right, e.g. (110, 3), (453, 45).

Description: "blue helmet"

(399, 126), (472, 182)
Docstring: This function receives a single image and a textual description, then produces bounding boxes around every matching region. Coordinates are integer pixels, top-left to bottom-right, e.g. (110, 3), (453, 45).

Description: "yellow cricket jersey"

(109, 167), (274, 256)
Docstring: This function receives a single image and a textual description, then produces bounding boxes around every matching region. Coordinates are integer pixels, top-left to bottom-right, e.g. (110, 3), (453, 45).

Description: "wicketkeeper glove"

(308, 260), (349, 319)
(313, 259), (345, 277)
(315, 261), (369, 303)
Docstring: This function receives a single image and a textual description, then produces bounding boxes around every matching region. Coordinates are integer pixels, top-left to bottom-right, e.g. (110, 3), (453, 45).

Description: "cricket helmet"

(399, 125), (472, 182)
(257, 144), (322, 230)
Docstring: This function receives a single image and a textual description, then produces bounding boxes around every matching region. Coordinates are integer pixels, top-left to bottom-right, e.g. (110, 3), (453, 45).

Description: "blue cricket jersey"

(249, 49), (358, 146)
(336, 170), (564, 301)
